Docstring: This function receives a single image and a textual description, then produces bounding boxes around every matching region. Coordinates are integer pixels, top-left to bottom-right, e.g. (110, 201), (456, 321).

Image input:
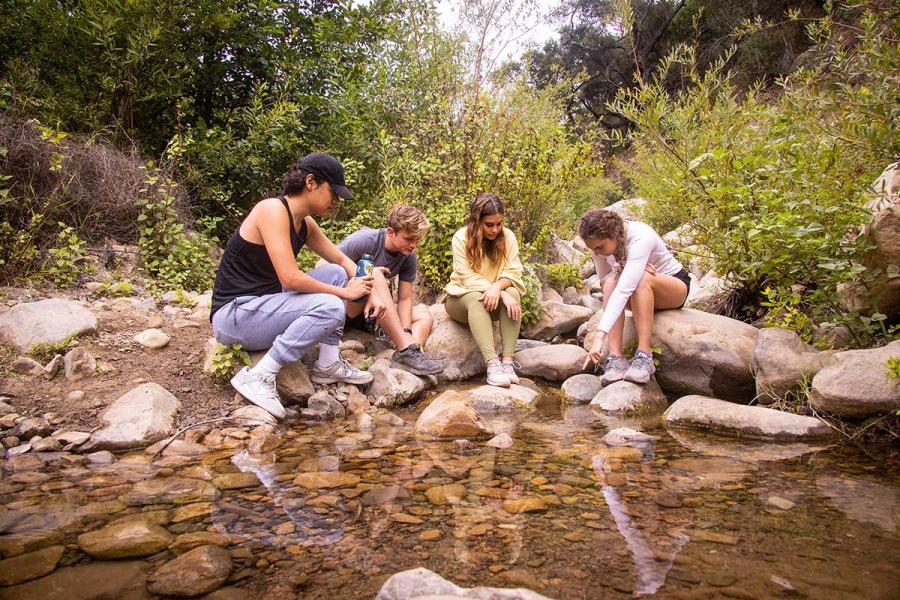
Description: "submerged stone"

(0, 545), (64, 586)
(78, 518), (173, 559)
(375, 567), (553, 600)
(147, 545), (232, 597)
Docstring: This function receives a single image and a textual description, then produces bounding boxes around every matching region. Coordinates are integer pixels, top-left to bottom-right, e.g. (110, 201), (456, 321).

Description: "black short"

(673, 268), (691, 308)
(345, 313), (368, 332)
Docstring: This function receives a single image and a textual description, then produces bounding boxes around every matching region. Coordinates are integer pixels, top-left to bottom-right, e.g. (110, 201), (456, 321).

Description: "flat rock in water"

(0, 545), (64, 586)
(78, 518), (173, 559)
(464, 384), (539, 414)
(84, 383), (180, 451)
(665, 395), (836, 440)
(810, 340), (900, 417)
(523, 301), (593, 341)
(230, 405), (276, 426)
(515, 344), (588, 382)
(602, 427), (659, 447)
(123, 477), (220, 506)
(0, 560), (151, 600)
(0, 299), (97, 351)
(412, 390), (493, 441)
(147, 545), (232, 597)
(591, 379), (668, 414)
(375, 567), (554, 600)
(487, 433), (514, 449)
(293, 471), (361, 489)
(368, 359), (430, 408)
(561, 373), (603, 404)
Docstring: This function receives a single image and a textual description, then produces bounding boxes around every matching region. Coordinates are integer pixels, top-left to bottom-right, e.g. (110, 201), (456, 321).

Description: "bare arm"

(397, 280), (414, 329)
(303, 217), (357, 279)
(255, 205), (361, 299)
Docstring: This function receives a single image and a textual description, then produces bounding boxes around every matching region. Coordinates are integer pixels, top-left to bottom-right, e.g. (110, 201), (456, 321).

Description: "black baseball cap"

(297, 152), (354, 200)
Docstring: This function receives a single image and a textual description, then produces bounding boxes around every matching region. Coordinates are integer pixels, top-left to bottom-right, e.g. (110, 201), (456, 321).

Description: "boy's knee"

(313, 263), (348, 287)
(321, 295), (346, 322)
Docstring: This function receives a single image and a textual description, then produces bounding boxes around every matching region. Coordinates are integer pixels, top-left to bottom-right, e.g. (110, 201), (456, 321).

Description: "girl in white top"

(580, 208), (690, 385)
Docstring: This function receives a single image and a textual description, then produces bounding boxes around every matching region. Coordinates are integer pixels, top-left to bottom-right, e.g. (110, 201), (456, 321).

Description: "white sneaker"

(486, 359), (511, 387)
(230, 367), (286, 419)
(310, 357), (374, 385)
(500, 360), (520, 385)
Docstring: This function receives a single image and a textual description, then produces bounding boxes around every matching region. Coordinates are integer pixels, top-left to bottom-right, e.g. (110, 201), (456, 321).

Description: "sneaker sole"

(623, 373), (653, 384)
(310, 375), (374, 386)
(390, 360), (443, 377)
(600, 374), (626, 387)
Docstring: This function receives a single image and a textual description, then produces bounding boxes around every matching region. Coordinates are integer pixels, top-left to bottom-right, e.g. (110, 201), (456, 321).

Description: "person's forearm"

(496, 278), (513, 290)
(284, 272), (349, 299)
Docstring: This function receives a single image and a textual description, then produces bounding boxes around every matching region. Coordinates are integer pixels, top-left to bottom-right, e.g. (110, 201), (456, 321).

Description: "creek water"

(1, 385), (898, 599)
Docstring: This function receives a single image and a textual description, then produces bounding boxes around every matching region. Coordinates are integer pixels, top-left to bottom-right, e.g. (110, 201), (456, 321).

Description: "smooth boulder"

(0, 298), (97, 351)
(78, 518), (173, 559)
(464, 384), (539, 414)
(810, 340), (900, 417)
(652, 309), (759, 402)
(752, 328), (835, 403)
(666, 395), (835, 440)
(413, 391), (493, 441)
(561, 373), (603, 404)
(376, 567), (553, 600)
(591, 379), (668, 414)
(522, 301), (593, 341)
(426, 304), (494, 382)
(85, 383), (180, 451)
(515, 344), (587, 381)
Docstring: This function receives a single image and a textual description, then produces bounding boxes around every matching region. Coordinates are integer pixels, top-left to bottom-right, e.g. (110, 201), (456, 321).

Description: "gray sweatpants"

(211, 264), (348, 366)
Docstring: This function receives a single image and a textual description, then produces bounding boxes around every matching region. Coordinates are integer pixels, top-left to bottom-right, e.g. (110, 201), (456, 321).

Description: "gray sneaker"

(310, 358), (374, 385)
(624, 350), (655, 384)
(600, 354), (630, 387)
(391, 343), (443, 376)
(500, 360), (520, 385)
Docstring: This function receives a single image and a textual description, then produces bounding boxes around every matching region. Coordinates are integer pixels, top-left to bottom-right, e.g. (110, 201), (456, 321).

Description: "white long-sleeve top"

(593, 221), (684, 334)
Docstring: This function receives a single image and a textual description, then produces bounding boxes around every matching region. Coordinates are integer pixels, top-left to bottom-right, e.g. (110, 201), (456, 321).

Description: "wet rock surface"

(590, 379), (668, 414)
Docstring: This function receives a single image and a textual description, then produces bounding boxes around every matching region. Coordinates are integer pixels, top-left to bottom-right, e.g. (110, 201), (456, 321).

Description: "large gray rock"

(810, 340), (900, 417)
(604, 197), (646, 221)
(376, 567), (553, 600)
(464, 384), (539, 414)
(753, 328), (835, 403)
(369, 359), (430, 408)
(547, 234), (586, 265)
(683, 272), (730, 312)
(78, 518), (173, 559)
(413, 391), (493, 441)
(85, 383), (180, 451)
(652, 309), (759, 402)
(147, 545), (232, 597)
(522, 301), (593, 341)
(561, 373), (603, 404)
(515, 344), (587, 381)
(427, 304), (493, 382)
(590, 379), (668, 414)
(0, 299), (97, 351)
(666, 395), (835, 440)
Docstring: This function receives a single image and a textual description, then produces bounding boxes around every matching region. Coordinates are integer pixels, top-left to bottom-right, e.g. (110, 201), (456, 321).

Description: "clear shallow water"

(1, 385), (898, 599)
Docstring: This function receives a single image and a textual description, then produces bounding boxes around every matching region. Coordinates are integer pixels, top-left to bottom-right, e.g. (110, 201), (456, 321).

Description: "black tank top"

(210, 198), (308, 319)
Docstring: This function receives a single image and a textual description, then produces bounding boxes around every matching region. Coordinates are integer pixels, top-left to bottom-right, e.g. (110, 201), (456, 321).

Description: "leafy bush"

(96, 279), (134, 297)
(45, 223), (89, 286)
(543, 263), (583, 291)
(520, 265), (544, 326)
(137, 170), (216, 293)
(209, 342), (252, 383)
(610, 7), (898, 346)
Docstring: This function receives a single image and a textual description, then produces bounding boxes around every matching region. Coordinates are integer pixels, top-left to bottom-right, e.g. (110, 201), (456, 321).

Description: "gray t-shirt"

(337, 228), (417, 283)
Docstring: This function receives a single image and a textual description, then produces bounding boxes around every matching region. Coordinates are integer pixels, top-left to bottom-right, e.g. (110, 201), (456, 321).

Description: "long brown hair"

(578, 208), (627, 266)
(465, 192), (507, 271)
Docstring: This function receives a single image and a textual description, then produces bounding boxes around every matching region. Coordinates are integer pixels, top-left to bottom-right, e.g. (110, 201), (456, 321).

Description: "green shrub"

(544, 263), (582, 291)
(137, 170), (216, 293)
(97, 279), (134, 297)
(610, 8), (898, 346)
(886, 356), (900, 384)
(209, 342), (252, 383)
(45, 223), (89, 286)
(520, 265), (544, 326)
(28, 335), (77, 363)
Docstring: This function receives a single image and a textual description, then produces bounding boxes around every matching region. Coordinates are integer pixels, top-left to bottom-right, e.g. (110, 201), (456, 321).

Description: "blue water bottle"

(356, 254), (375, 278)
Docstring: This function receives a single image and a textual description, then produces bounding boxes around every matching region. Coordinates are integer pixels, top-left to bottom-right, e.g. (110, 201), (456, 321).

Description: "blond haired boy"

(337, 205), (441, 375)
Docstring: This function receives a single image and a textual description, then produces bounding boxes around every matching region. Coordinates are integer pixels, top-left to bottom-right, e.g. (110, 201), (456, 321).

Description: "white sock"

(317, 344), (340, 367)
(250, 352), (282, 379)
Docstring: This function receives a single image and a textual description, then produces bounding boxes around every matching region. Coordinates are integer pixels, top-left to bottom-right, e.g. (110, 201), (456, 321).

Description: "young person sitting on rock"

(579, 208), (690, 385)
(444, 192), (525, 387)
(210, 153), (375, 420)
(335, 204), (442, 375)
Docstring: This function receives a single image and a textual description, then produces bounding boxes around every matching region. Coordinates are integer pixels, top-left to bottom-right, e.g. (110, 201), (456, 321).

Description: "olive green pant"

(445, 288), (521, 361)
